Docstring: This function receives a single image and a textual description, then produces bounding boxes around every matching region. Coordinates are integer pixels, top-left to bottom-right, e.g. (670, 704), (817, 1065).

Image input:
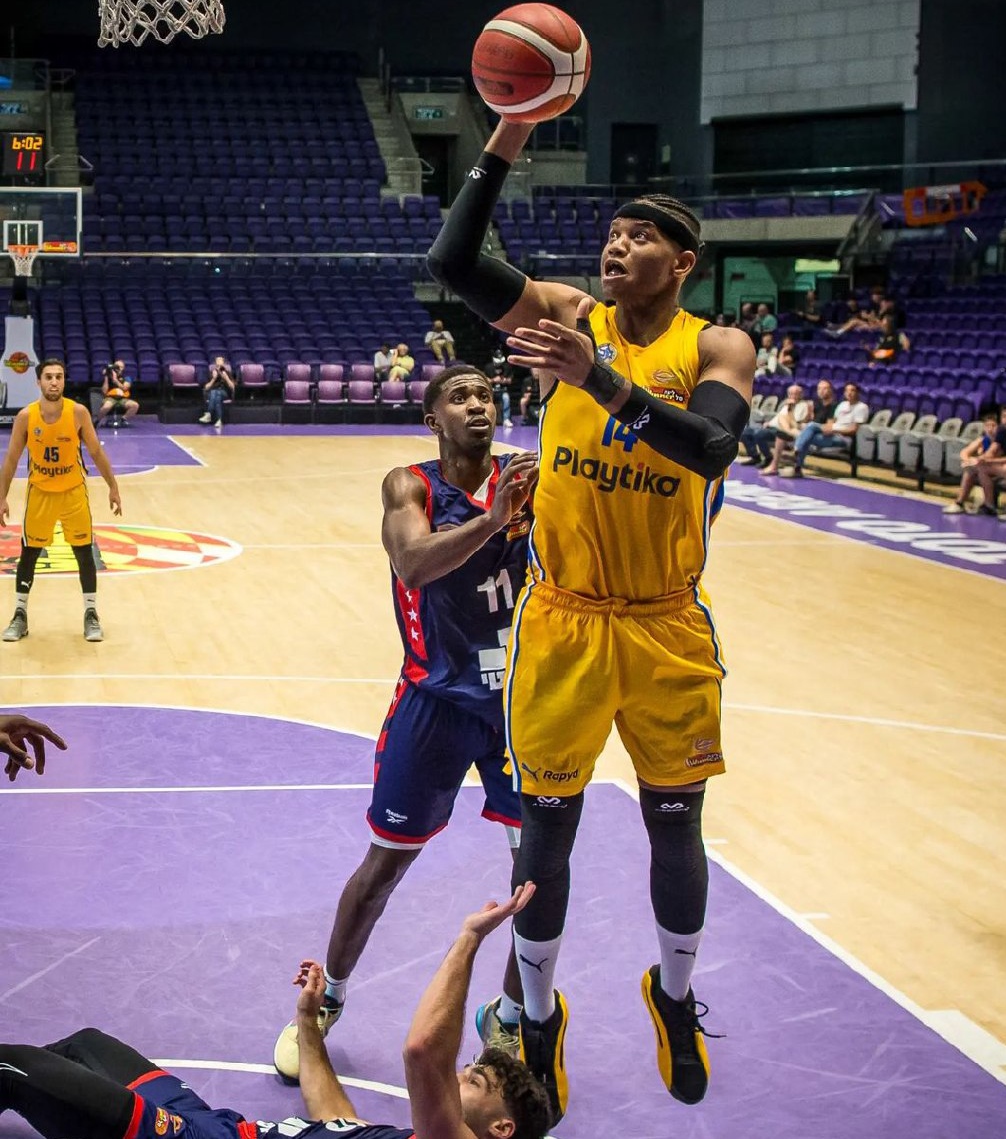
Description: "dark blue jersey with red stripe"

(392, 455), (531, 729)
(255, 1121), (414, 1139)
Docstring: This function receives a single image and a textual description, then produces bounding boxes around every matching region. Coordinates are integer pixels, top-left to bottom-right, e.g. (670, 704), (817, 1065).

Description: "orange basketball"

(472, 4), (591, 124)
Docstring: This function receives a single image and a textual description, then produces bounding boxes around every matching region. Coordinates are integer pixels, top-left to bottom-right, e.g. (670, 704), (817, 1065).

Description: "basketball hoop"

(8, 244), (39, 278)
(98, 0), (226, 47)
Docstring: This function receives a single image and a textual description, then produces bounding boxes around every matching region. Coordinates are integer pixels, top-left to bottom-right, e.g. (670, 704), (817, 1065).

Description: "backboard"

(0, 187), (82, 262)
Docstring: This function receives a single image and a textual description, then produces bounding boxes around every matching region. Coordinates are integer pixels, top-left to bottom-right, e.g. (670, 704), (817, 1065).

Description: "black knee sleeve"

(71, 544), (97, 594)
(15, 545), (42, 593)
(512, 791), (584, 941)
(639, 787), (708, 934)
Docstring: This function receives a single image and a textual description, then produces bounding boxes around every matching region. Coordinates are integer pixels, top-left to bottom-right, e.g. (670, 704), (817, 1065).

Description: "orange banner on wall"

(903, 181), (986, 226)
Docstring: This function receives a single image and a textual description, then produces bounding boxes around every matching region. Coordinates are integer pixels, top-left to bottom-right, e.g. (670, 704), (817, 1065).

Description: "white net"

(98, 0), (226, 47)
(8, 245), (40, 278)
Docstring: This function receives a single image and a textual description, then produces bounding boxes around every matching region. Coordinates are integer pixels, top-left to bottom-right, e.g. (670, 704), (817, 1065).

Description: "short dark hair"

(35, 357), (65, 379)
(477, 1048), (552, 1139)
(422, 363), (492, 415)
(614, 193), (702, 254)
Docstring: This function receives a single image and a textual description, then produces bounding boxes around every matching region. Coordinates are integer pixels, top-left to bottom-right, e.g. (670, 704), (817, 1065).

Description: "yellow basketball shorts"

(22, 483), (92, 548)
(504, 580), (727, 796)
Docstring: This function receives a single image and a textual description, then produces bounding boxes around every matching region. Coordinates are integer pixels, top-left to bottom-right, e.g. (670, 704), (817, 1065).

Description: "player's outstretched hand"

(506, 296), (597, 388)
(490, 451), (538, 528)
(0, 713), (68, 783)
(293, 959), (326, 1019)
(461, 882), (536, 943)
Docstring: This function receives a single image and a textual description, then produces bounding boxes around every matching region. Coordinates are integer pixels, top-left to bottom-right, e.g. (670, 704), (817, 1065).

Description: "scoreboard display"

(2, 131), (46, 181)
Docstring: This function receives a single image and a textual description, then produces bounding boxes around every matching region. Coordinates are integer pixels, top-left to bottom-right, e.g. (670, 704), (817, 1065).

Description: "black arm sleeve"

(610, 377), (750, 477)
(426, 151), (528, 324)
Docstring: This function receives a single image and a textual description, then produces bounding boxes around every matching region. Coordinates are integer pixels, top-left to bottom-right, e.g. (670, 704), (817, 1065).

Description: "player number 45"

(43, 446), (60, 463)
(601, 417), (638, 452)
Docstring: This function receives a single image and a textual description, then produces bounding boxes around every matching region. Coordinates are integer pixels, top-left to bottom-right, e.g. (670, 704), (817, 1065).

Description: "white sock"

(513, 933), (562, 1023)
(15, 592), (28, 612)
(498, 992), (522, 1027)
(656, 923), (703, 1001)
(323, 968), (347, 1007)
(82, 593), (97, 612)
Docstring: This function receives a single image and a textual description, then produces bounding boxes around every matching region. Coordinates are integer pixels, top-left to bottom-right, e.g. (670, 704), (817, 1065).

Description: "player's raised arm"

(0, 409), (30, 526)
(427, 121), (586, 336)
(382, 455), (536, 590)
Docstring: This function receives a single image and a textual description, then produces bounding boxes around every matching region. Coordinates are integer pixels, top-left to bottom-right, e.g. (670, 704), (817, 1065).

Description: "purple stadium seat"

(345, 379), (378, 422)
(282, 378), (313, 423)
(379, 380), (409, 418)
(407, 379), (429, 409)
(169, 363), (201, 400)
(284, 362), (312, 384)
(239, 362), (269, 398)
(422, 363), (445, 383)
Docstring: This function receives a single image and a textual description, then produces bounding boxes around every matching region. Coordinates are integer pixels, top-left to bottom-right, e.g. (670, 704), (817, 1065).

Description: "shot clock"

(2, 131), (46, 182)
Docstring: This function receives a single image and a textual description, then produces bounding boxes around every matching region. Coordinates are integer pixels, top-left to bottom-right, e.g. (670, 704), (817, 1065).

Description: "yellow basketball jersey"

(26, 400), (85, 492)
(529, 303), (721, 601)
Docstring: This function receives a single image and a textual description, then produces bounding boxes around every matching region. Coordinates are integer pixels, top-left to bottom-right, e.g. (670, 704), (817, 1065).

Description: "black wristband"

(580, 361), (623, 406)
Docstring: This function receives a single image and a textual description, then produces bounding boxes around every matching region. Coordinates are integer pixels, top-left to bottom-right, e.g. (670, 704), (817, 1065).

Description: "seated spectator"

(784, 381), (868, 476)
(867, 314), (911, 365)
(373, 343), (394, 384)
(943, 409), (1004, 516)
(94, 360), (138, 426)
(388, 343), (415, 382)
(751, 302), (778, 337)
(199, 356), (234, 427)
(778, 334), (799, 375)
(738, 302), (758, 340)
(760, 383), (814, 475)
(713, 312), (736, 328)
(486, 344), (513, 427)
(424, 320), (456, 363)
(824, 295), (872, 338)
(740, 383), (812, 470)
(794, 288), (821, 324)
(754, 333), (779, 378)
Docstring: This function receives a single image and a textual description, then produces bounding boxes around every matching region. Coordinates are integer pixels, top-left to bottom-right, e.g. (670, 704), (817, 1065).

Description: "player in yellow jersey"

(428, 121), (755, 1124)
(0, 358), (123, 643)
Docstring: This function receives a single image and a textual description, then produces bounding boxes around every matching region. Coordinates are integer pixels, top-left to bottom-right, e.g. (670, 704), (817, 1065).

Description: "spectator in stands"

(779, 334), (799, 375)
(877, 295), (906, 329)
(794, 289), (821, 325)
(487, 344), (514, 427)
(754, 332), (779, 378)
(424, 320), (457, 363)
(739, 302), (758, 340)
(94, 360), (138, 427)
(759, 383), (814, 476)
(388, 343), (415, 382)
(199, 356), (234, 427)
(752, 303), (778, 338)
(945, 407), (1006, 517)
(373, 343), (394, 384)
(519, 370), (539, 425)
(713, 312), (736, 328)
(867, 314), (911, 366)
(824, 296), (869, 338)
(784, 381), (869, 477)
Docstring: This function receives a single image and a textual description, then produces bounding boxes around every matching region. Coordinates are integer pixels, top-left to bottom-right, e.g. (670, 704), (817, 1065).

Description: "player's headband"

(613, 201), (703, 255)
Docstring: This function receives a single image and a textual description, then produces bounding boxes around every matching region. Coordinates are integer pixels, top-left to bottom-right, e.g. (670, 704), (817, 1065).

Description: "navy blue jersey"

(392, 455), (531, 729)
(255, 1121), (414, 1139)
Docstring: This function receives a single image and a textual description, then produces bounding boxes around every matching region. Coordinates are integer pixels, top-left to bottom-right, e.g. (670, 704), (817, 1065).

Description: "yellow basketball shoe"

(518, 991), (569, 1126)
(641, 965), (714, 1105)
(273, 1002), (343, 1081)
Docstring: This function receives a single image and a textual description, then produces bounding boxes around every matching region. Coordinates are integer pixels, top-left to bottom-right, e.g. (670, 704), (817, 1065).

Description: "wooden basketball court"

(4, 423), (1004, 1079)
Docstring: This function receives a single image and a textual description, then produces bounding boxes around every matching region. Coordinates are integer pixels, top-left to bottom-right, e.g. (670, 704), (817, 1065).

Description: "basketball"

(471, 4), (591, 124)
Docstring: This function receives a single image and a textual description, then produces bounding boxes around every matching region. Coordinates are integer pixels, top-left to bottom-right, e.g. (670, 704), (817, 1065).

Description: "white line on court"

(242, 543), (382, 550)
(0, 937), (102, 1002)
(3, 782), (375, 795)
(610, 779), (1006, 1084)
(152, 1059), (409, 1099)
(8, 691), (1005, 745)
(165, 437), (208, 466)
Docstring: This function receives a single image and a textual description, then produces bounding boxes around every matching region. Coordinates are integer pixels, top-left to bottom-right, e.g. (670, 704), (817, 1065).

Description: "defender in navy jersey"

(0, 887), (550, 1139)
(274, 366), (538, 1080)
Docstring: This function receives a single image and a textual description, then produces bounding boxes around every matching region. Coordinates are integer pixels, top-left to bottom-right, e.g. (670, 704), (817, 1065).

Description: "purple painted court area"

(13, 418), (202, 478)
(2, 707), (1003, 1139)
(727, 464), (1006, 580)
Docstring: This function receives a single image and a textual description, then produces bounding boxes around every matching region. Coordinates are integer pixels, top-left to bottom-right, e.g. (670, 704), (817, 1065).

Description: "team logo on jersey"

(650, 370), (687, 405)
(506, 505), (531, 541)
(0, 524), (241, 577)
(685, 750), (724, 768)
(33, 426), (42, 438)
(597, 343), (617, 364)
(155, 1108), (170, 1136)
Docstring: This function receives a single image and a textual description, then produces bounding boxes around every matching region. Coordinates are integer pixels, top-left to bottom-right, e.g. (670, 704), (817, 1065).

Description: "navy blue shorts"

(124, 1071), (254, 1139)
(367, 679), (521, 848)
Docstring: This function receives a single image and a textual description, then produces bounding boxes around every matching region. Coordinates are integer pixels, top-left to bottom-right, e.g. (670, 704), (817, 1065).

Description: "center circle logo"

(0, 524), (241, 575)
